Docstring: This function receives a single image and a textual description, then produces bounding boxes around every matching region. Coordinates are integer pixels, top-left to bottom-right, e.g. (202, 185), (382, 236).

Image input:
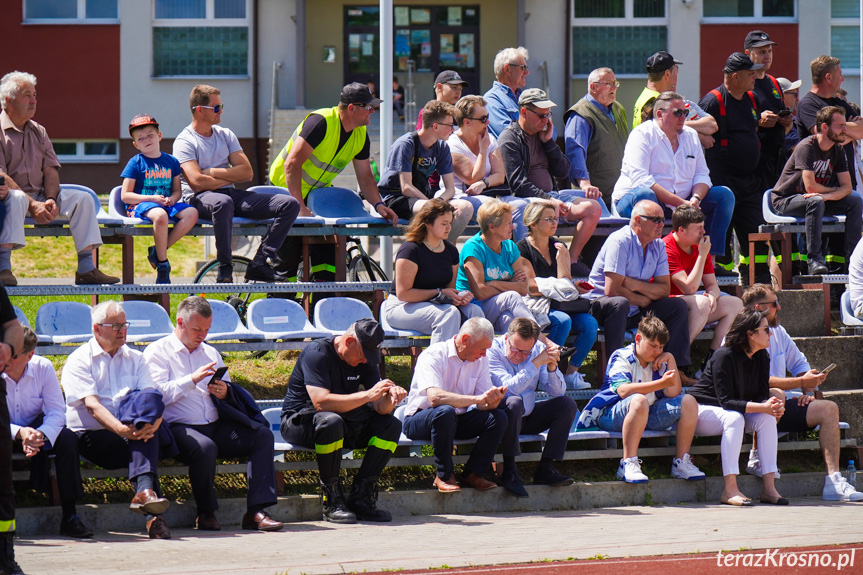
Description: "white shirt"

(446, 132), (499, 194)
(405, 338), (494, 416)
(767, 324), (810, 395)
(487, 336), (565, 416)
(612, 121), (712, 206)
(62, 338), (155, 432)
(4, 355), (66, 446)
(144, 332), (226, 425)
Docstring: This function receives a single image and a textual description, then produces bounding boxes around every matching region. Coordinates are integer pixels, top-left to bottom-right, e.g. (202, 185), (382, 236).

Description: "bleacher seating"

(206, 299), (264, 342)
(246, 298), (330, 341)
(122, 300), (174, 343)
(313, 296), (374, 335)
(35, 302), (92, 344)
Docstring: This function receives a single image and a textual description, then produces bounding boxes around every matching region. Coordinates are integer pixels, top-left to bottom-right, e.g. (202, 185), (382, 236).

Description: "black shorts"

(777, 398), (814, 433)
(383, 194), (422, 220)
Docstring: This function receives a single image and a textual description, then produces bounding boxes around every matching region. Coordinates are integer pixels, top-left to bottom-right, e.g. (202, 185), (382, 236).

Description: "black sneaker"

(808, 260), (829, 275)
(216, 264), (234, 283)
(501, 471), (529, 498)
(60, 514), (94, 539)
(533, 465), (574, 487)
(245, 260), (276, 282)
(156, 262), (171, 284)
(713, 266), (738, 278)
(147, 246), (159, 269)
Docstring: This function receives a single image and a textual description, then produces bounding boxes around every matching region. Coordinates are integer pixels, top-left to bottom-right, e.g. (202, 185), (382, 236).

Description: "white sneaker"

(671, 453), (706, 481)
(745, 449), (781, 479)
(565, 372), (591, 390)
(823, 472), (863, 501)
(617, 456), (649, 483)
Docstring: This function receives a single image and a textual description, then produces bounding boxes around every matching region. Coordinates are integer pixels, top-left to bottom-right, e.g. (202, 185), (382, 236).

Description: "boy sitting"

(121, 114), (198, 283)
(576, 314), (705, 483)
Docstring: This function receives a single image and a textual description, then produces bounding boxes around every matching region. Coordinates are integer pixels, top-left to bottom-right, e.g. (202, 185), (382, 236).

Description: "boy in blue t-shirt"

(121, 114), (198, 283)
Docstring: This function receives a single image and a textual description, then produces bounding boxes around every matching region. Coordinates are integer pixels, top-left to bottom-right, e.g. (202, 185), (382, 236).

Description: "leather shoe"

(808, 260), (829, 275)
(130, 489), (170, 515)
(241, 510), (284, 532)
(75, 268), (120, 285)
(0, 269), (17, 287)
(433, 475), (461, 493)
(195, 511), (221, 531)
(760, 494), (790, 505)
(60, 514), (94, 538)
(245, 260), (277, 282)
(533, 465), (574, 487)
(502, 471), (529, 498)
(146, 515), (171, 539)
(460, 472), (498, 491)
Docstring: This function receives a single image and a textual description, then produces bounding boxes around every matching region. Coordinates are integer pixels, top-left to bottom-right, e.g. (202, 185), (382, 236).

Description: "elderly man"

(174, 84), (301, 283)
(402, 317), (507, 493)
(485, 46), (531, 138)
(62, 301), (171, 539)
(144, 296), (282, 532)
(5, 327), (92, 539)
(771, 106), (862, 275)
(586, 200), (691, 376)
(0, 71), (119, 287)
(612, 91), (735, 271)
(488, 317), (577, 497)
(280, 319), (404, 524)
(0, 282), (25, 574)
(699, 53), (767, 281)
(498, 88), (601, 272)
(563, 67), (629, 207)
(742, 284), (863, 501)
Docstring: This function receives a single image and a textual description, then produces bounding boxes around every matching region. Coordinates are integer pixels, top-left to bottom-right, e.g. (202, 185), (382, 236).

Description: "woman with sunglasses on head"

(688, 307), (787, 506)
(518, 200), (597, 389)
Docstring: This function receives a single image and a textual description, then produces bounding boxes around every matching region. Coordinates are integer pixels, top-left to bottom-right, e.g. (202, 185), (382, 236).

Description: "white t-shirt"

(173, 123), (243, 198)
(445, 132), (499, 194)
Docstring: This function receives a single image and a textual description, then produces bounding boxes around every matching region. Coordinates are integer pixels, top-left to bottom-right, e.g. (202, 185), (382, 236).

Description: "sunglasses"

(639, 215), (664, 224)
(509, 63), (529, 71)
(436, 122), (457, 131)
(665, 108), (687, 118)
(197, 104), (224, 114)
(526, 108), (551, 120)
(467, 115), (489, 123)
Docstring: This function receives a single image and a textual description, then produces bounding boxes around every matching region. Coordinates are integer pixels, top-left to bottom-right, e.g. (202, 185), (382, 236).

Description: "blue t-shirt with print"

(455, 233), (521, 294)
(120, 152), (181, 212)
(377, 132), (453, 197)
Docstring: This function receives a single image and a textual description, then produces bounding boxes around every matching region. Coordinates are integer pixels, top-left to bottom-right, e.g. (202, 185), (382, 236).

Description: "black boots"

(346, 477), (392, 522)
(319, 479), (356, 524)
(0, 533), (25, 575)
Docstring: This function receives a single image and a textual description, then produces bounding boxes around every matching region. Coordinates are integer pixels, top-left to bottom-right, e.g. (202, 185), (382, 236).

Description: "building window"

(703, 0), (795, 20)
(24, 0), (117, 23)
(831, 0), (860, 73)
(53, 141), (119, 163)
(571, 0), (668, 77)
(152, 0), (249, 77)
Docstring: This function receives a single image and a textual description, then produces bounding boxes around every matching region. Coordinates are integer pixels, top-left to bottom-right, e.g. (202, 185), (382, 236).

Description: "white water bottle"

(847, 460), (857, 487)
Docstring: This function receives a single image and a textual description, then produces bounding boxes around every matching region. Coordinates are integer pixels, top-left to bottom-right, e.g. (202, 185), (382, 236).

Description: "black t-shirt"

(390, 240), (459, 293)
(687, 346), (770, 414)
(796, 92), (859, 187)
(753, 75), (787, 150)
(517, 237), (563, 278)
(699, 85), (761, 176)
(281, 338), (380, 421)
(772, 135), (848, 198)
(299, 113), (371, 161)
(0, 285), (14, 324)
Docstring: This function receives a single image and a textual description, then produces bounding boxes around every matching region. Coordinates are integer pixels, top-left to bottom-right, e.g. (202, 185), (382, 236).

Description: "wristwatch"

(481, 178), (490, 190)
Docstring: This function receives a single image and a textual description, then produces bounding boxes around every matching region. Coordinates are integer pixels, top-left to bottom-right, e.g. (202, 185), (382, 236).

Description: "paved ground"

(15, 497), (863, 575)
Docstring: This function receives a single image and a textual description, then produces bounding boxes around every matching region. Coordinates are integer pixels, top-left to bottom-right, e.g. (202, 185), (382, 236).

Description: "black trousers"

(500, 395), (577, 459)
(773, 193), (863, 262)
(170, 420), (277, 512)
(0, 380), (14, 530)
(710, 170), (768, 271)
(13, 427), (83, 505)
(76, 429), (162, 494)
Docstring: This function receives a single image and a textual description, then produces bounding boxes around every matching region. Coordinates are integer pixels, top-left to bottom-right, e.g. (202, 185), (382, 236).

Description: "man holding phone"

(144, 296), (283, 532)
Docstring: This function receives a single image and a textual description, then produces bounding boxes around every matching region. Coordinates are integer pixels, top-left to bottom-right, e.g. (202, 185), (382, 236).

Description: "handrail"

(5, 281), (391, 297)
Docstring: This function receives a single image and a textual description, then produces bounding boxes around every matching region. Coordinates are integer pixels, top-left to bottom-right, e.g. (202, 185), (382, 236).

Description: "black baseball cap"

(724, 52), (765, 73)
(435, 70), (469, 87)
(646, 51), (682, 73)
(354, 318), (384, 364)
(128, 114), (159, 135)
(744, 30), (778, 50)
(339, 82), (382, 107)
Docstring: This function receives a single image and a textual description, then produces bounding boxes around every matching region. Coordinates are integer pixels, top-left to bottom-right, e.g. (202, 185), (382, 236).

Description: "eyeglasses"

(196, 104), (224, 114)
(436, 122), (457, 131)
(98, 322), (130, 332)
(467, 115), (489, 123)
(664, 108), (687, 118)
(509, 63), (529, 71)
(506, 338), (533, 357)
(753, 326), (771, 334)
(594, 80), (620, 88)
(540, 216), (557, 223)
(525, 108), (551, 120)
(761, 300), (780, 308)
(639, 215), (664, 224)
(362, 105), (377, 111)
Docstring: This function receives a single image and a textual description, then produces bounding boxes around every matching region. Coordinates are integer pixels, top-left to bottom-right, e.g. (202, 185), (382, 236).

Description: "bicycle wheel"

(348, 253), (388, 283)
(193, 256), (254, 319)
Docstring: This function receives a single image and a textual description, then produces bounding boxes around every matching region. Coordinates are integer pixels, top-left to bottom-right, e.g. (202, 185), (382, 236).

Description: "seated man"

(664, 205), (743, 363)
(0, 71), (119, 286)
(174, 84), (301, 283)
(62, 301), (171, 539)
(280, 319), (405, 524)
(488, 318), (577, 497)
(613, 92), (735, 274)
(743, 284), (863, 501)
(402, 318), (507, 493)
(771, 106), (863, 275)
(5, 327), (92, 538)
(576, 314), (705, 483)
(586, 200), (692, 379)
(376, 100), (473, 242)
(849, 235), (863, 318)
(498, 88), (600, 273)
(144, 296), (282, 532)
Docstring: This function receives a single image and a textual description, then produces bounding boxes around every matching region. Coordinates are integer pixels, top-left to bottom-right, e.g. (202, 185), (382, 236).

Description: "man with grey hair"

(485, 46), (531, 138)
(144, 296), (283, 532)
(564, 67), (629, 206)
(403, 317), (508, 493)
(0, 71), (119, 286)
(62, 301), (171, 539)
(586, 200), (691, 374)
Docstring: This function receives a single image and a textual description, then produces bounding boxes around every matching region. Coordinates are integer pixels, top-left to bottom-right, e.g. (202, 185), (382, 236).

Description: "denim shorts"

(597, 394), (684, 432)
(131, 201), (194, 221)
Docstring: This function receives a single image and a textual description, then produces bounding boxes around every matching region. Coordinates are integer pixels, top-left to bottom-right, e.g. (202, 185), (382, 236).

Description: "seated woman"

(446, 95), (530, 241)
(517, 200), (598, 389)
(456, 199), (536, 333)
(385, 199), (482, 344)
(688, 308), (787, 507)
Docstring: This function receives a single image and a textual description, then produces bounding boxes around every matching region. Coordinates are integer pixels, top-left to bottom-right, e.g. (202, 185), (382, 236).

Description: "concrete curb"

(15, 472), (829, 536)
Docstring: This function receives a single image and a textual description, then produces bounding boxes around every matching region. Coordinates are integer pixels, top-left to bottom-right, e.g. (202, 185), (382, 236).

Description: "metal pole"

(380, 0), (394, 277)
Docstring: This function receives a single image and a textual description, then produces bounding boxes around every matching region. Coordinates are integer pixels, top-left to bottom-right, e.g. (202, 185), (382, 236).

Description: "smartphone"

(208, 366), (228, 385)
(577, 281), (594, 291)
(820, 363), (837, 374)
(558, 346), (577, 360)
(778, 110), (792, 117)
(0, 176), (5, 186)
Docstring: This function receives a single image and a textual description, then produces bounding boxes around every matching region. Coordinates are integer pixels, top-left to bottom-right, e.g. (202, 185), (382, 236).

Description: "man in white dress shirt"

(144, 296), (282, 532)
(5, 327), (91, 538)
(62, 301), (171, 539)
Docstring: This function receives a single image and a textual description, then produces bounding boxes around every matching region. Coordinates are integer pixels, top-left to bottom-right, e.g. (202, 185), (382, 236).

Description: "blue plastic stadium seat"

(260, 407), (295, 454)
(246, 185), (327, 225)
(205, 299), (263, 341)
(379, 296), (426, 337)
(313, 297), (374, 335)
(246, 298), (330, 340)
(306, 186), (405, 224)
(762, 189), (841, 224)
(841, 291), (863, 327)
(35, 302), (93, 344)
(122, 301), (174, 343)
(107, 185), (148, 225)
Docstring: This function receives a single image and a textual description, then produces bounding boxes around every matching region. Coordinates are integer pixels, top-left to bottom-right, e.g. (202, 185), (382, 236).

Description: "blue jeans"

(598, 394), (684, 432)
(614, 186), (735, 256)
(545, 309), (599, 368)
